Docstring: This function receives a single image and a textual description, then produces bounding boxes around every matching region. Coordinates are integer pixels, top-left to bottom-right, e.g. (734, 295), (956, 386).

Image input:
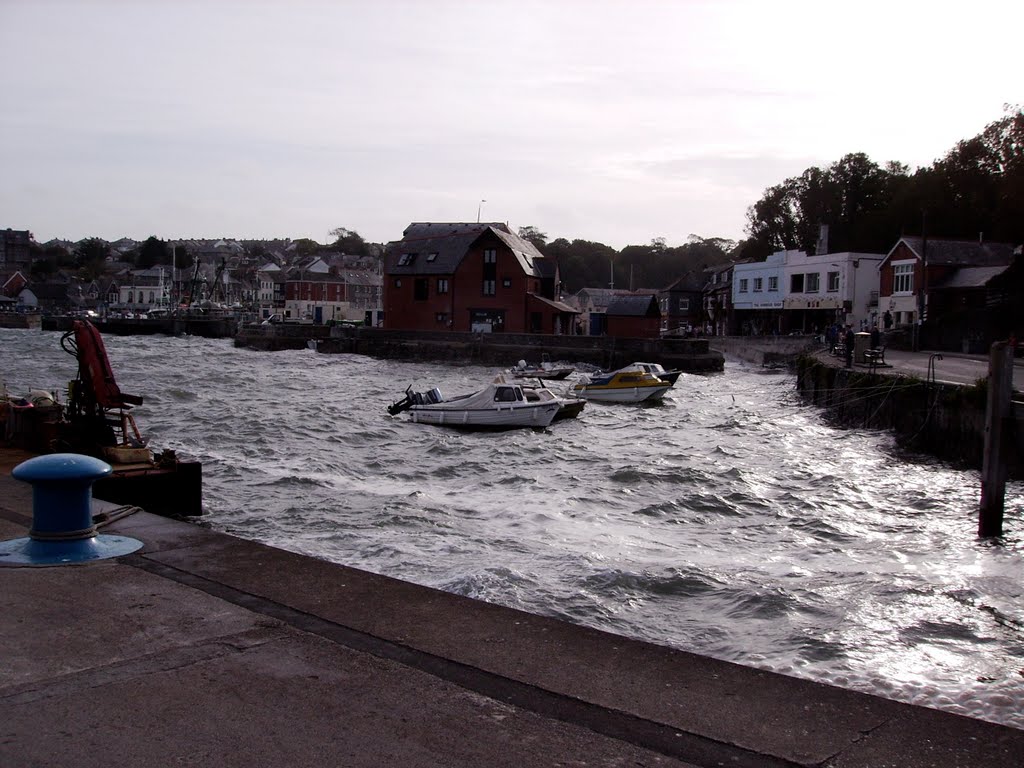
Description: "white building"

(783, 251), (885, 331)
(732, 250), (793, 334)
(732, 249), (884, 334)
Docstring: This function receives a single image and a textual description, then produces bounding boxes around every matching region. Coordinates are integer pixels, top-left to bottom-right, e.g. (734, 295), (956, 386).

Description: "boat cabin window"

(494, 386), (522, 402)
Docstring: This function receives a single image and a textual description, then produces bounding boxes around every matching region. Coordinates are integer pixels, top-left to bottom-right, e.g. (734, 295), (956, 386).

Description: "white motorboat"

(599, 361), (683, 386)
(493, 374), (586, 421)
(387, 378), (561, 429)
(571, 370), (672, 403)
(507, 359), (575, 380)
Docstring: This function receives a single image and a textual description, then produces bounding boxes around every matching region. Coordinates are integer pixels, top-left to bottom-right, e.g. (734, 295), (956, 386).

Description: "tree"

(172, 245), (193, 271)
(136, 236), (169, 268)
(294, 238), (323, 258)
(74, 238), (111, 281)
(517, 226), (548, 250)
(745, 182), (801, 258)
(329, 227), (370, 255)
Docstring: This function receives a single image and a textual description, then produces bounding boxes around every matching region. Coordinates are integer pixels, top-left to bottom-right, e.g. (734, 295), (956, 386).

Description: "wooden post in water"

(979, 340), (1013, 537)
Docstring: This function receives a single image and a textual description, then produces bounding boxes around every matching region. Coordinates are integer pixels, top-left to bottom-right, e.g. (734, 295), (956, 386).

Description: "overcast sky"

(2, 0), (1020, 249)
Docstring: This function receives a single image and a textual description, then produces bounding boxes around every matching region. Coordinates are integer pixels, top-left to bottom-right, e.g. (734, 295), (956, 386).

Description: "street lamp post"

(477, 199), (486, 223)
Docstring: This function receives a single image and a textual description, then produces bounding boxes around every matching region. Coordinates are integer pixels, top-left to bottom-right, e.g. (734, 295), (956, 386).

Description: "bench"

(863, 346), (887, 366)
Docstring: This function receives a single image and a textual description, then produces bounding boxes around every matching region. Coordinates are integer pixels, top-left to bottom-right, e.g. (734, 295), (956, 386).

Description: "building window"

(806, 273), (820, 293)
(790, 274), (804, 293)
(502, 278), (511, 288)
(893, 263), (914, 293)
(127, 291), (134, 303)
(483, 280), (496, 296)
(435, 312), (448, 324)
(753, 278), (763, 292)
(678, 298), (689, 311)
(768, 276), (778, 291)
(483, 249), (497, 264)
(827, 271), (840, 292)
(397, 253), (416, 266)
(427, 252), (438, 262)
(414, 278), (428, 300)
(393, 279), (402, 288)
(738, 279), (749, 293)
(437, 278), (449, 294)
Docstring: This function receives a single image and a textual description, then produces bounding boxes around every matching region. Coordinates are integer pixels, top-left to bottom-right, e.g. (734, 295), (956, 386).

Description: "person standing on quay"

(844, 324), (855, 368)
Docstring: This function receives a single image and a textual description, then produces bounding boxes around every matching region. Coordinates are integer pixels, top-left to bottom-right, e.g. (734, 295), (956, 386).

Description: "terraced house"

(383, 222), (577, 333)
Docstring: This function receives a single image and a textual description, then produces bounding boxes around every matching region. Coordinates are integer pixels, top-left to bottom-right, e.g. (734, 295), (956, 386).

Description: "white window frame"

(768, 276), (778, 291)
(753, 278), (763, 292)
(738, 278), (749, 293)
(806, 273), (820, 293)
(827, 271), (840, 292)
(892, 261), (914, 294)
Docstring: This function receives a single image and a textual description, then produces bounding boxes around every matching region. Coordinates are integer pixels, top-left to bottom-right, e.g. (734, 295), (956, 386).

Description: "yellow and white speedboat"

(571, 370), (672, 403)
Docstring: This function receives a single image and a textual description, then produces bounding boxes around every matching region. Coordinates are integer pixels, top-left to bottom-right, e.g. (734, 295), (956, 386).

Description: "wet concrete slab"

(2, 473), (1023, 767)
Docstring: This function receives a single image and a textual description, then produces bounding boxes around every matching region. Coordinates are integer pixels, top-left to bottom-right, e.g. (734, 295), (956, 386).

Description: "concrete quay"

(2, 462), (1023, 767)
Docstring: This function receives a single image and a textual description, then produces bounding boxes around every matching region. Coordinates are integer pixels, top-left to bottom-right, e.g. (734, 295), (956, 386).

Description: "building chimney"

(816, 224), (829, 256)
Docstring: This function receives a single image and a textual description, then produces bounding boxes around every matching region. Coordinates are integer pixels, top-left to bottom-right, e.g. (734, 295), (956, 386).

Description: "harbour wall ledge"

(795, 356), (1024, 479)
(709, 335), (819, 367)
(41, 315), (240, 338)
(0, 311), (42, 330)
(235, 326), (726, 372)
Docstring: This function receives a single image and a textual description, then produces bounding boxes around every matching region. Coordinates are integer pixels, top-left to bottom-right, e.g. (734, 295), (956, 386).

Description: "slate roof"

(25, 283), (71, 300)
(897, 237), (1015, 267)
(386, 223), (545, 277)
(529, 294), (579, 313)
(606, 294), (659, 317)
(932, 265), (1010, 290)
(574, 288), (656, 312)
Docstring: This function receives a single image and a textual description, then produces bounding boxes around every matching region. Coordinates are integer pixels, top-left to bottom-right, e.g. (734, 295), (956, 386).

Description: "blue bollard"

(0, 453), (144, 566)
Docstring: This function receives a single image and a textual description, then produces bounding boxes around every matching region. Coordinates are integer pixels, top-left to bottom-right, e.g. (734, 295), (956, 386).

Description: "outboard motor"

(387, 386), (415, 416)
(387, 385), (444, 415)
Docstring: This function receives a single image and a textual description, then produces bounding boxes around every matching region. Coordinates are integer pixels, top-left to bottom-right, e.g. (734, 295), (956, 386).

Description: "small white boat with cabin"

(600, 361), (683, 386)
(387, 378), (561, 429)
(571, 370), (673, 403)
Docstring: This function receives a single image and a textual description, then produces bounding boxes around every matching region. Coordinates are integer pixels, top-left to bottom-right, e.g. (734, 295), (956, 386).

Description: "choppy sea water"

(3, 328), (1024, 728)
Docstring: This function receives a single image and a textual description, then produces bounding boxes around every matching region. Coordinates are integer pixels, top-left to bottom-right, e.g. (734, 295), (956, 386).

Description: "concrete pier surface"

(2, 464), (1023, 767)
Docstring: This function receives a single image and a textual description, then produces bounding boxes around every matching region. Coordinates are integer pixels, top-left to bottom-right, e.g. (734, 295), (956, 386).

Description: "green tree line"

(743, 105), (1024, 259)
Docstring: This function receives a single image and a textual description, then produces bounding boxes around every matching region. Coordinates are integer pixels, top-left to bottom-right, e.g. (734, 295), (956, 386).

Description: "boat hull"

(573, 385), (671, 403)
(409, 402), (560, 429)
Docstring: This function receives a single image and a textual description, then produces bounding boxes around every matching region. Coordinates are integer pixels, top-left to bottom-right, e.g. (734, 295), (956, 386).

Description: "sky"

(2, 0), (1021, 250)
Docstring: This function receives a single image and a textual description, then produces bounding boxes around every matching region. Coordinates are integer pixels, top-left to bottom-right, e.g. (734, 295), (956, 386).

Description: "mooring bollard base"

(0, 533), (144, 566)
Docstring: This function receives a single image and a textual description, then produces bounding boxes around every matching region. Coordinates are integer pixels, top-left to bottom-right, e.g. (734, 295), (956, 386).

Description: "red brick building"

(604, 294), (662, 338)
(879, 237), (1015, 328)
(383, 223), (577, 333)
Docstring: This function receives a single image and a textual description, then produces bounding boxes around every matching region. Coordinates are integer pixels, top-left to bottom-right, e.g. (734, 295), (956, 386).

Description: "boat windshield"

(494, 386), (523, 402)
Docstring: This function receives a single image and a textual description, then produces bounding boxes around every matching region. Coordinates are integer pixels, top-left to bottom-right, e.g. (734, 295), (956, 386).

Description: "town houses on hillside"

(0, 232), (384, 323)
(2, 225), (1021, 354)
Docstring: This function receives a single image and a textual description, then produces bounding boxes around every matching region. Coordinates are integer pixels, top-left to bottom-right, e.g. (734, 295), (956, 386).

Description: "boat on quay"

(1, 320), (203, 517)
(387, 378), (562, 429)
(571, 370), (673, 403)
